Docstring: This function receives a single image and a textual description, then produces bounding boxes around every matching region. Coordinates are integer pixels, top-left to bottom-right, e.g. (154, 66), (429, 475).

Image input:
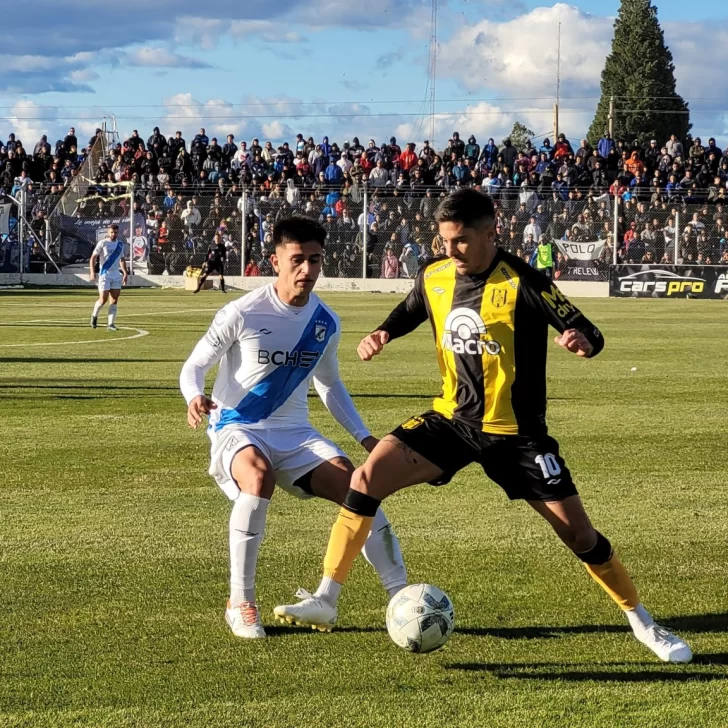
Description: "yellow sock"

(323, 508), (374, 585)
(585, 554), (639, 610)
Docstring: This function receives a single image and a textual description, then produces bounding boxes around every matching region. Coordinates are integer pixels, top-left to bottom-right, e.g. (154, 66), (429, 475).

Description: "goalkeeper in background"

(194, 231), (227, 294)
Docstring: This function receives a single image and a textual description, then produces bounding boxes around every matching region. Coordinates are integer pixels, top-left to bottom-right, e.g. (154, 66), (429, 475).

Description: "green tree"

(588, 0), (690, 147)
(506, 121), (535, 151)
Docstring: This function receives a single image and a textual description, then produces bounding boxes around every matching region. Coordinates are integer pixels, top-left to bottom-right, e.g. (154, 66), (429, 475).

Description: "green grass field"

(0, 289), (726, 728)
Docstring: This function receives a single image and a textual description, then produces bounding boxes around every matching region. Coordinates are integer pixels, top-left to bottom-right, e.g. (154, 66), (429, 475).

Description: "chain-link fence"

(613, 196), (728, 266)
(12, 180), (728, 281)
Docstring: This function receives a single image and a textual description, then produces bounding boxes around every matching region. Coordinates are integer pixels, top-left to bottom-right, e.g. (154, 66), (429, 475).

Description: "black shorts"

(391, 411), (577, 502)
(203, 259), (225, 275)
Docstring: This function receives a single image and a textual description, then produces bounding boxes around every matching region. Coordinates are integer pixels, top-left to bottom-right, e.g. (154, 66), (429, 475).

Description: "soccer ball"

(385, 583), (454, 653)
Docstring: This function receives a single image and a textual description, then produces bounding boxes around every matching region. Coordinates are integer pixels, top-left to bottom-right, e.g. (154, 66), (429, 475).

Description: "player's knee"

(231, 457), (274, 498)
(573, 530), (613, 564)
(350, 464), (373, 496)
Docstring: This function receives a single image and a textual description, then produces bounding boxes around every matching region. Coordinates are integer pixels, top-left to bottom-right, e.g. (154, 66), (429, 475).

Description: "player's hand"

(89, 272), (96, 282)
(554, 329), (593, 358)
(122, 274), (129, 287)
(361, 436), (379, 453)
(357, 330), (390, 361)
(187, 395), (217, 428)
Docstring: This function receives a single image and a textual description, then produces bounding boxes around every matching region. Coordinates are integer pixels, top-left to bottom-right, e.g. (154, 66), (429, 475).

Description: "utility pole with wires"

(427, 0), (438, 147)
(553, 15), (561, 141)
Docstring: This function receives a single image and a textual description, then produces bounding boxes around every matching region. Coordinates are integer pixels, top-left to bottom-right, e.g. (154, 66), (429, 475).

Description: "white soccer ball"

(386, 583), (455, 653)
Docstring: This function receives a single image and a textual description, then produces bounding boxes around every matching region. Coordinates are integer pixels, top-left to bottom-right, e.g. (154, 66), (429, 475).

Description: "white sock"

(107, 303), (118, 325)
(362, 508), (408, 599)
(92, 301), (103, 318)
(625, 603), (656, 633)
(229, 493), (269, 606)
(314, 576), (342, 605)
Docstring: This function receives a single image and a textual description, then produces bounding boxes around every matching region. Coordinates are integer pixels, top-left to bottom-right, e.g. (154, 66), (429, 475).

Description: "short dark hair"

(108, 224), (119, 231)
(273, 216), (326, 248)
(435, 188), (495, 228)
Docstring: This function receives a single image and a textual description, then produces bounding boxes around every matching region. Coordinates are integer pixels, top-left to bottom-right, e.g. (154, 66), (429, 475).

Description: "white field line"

(0, 307), (219, 349)
(0, 325), (149, 348)
(11, 308), (217, 323)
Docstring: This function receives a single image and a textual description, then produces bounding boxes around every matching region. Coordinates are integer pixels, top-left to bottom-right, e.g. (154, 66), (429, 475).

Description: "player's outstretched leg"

(274, 437), (441, 630)
(91, 291), (108, 328)
(107, 290), (120, 331)
(274, 508), (407, 631)
(224, 447), (274, 639)
(194, 269), (208, 294)
(530, 497), (693, 663)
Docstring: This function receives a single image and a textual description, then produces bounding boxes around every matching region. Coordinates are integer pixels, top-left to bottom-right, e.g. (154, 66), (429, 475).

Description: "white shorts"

(98, 273), (122, 292)
(208, 424), (347, 501)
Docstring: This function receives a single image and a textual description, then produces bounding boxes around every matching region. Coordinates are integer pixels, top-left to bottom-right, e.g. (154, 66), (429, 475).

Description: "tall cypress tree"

(588, 0), (690, 147)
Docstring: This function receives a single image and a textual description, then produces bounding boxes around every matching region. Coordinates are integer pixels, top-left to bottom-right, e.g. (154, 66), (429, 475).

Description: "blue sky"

(1, 1), (726, 149)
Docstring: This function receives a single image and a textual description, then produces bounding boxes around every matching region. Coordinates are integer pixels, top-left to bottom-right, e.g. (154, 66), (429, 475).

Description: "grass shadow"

(265, 625), (386, 637)
(458, 612), (728, 641)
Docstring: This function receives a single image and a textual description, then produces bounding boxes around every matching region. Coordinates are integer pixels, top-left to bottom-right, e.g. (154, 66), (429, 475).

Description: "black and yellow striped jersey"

(379, 249), (604, 437)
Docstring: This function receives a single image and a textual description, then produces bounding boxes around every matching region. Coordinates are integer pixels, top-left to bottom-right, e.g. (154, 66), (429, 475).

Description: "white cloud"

(69, 69), (100, 83)
(437, 3), (728, 141)
(160, 93), (248, 140)
(438, 4), (611, 98)
(126, 47), (210, 68)
(6, 101), (59, 146)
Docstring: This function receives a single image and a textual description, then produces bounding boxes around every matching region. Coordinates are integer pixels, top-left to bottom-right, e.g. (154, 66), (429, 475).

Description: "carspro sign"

(609, 265), (728, 299)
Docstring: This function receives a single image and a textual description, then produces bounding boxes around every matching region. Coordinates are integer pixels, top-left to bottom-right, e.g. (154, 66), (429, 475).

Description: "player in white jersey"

(89, 224), (128, 331)
(179, 217), (407, 639)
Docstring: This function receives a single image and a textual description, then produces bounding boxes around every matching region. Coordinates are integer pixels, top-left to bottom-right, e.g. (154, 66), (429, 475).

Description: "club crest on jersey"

(442, 307), (501, 356)
(314, 321), (328, 342)
(491, 288), (507, 308)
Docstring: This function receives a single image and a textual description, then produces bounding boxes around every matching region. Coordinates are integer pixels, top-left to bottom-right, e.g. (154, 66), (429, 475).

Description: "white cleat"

(634, 623), (693, 663)
(273, 588), (337, 632)
(225, 600), (266, 639)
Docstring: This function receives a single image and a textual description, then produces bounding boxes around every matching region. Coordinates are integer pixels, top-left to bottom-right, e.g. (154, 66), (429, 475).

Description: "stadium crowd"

(3, 125), (728, 277)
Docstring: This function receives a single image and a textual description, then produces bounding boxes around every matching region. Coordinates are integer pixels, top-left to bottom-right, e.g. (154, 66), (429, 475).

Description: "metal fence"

(5, 181), (728, 281)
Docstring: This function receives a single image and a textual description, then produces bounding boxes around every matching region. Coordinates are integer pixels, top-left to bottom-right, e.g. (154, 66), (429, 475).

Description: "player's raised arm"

(358, 267), (429, 361)
(313, 330), (377, 452)
(180, 304), (242, 428)
(522, 271), (605, 359)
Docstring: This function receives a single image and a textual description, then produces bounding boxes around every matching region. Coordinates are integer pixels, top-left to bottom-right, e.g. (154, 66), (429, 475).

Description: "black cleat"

(107, 324), (118, 332)
(91, 316), (98, 329)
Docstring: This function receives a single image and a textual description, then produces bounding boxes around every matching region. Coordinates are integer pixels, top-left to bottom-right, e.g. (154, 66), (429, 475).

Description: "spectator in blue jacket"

(192, 128), (209, 148)
(324, 159), (343, 184)
(539, 138), (553, 158)
(598, 132), (615, 161)
(479, 138), (499, 168)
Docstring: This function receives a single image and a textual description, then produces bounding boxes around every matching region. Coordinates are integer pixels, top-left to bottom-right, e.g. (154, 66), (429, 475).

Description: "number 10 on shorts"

(535, 454), (561, 478)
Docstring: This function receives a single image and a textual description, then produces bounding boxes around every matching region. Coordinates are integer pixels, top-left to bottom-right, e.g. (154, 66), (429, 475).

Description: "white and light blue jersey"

(93, 238), (125, 275)
(179, 284), (370, 440)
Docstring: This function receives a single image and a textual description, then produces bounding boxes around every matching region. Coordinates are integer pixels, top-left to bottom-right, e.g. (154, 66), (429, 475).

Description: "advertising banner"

(58, 215), (131, 266)
(554, 239), (608, 261)
(609, 265), (728, 299)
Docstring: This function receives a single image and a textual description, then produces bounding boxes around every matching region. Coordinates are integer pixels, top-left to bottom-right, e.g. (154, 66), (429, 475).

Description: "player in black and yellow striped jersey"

(274, 188), (692, 664)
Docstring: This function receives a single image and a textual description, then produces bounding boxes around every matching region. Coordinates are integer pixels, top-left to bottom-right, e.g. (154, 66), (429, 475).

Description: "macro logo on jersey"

(441, 308), (501, 356)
